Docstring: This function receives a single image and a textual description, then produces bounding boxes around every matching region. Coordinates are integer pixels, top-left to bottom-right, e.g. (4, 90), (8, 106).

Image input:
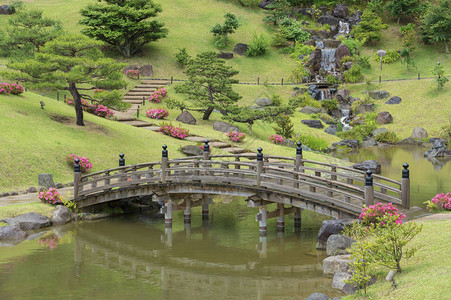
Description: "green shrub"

(278, 46), (295, 54)
(317, 112), (336, 124)
(289, 43), (314, 60)
(359, 56), (371, 69)
(340, 37), (364, 55)
(295, 133), (329, 151)
(373, 49), (401, 63)
(326, 74), (340, 84)
(343, 64), (364, 83)
(289, 93), (320, 108)
(175, 48), (190, 66)
(271, 94), (282, 106)
(273, 114), (294, 139)
(374, 131), (399, 144)
(338, 122), (377, 141)
(235, 0), (260, 7)
(340, 55), (355, 63)
(351, 98), (375, 114)
(272, 31), (288, 48)
(246, 33), (270, 57)
(321, 98), (338, 112)
(310, 113), (318, 119)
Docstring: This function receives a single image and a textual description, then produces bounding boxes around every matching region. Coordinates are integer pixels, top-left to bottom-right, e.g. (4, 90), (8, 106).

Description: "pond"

(0, 198), (341, 299)
(331, 145), (451, 208)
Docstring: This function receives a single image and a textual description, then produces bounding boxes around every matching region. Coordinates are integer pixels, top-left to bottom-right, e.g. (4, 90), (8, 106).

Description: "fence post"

(256, 147), (263, 187)
(119, 153), (125, 167)
(281, 78), (284, 86)
(418, 73), (420, 80)
(203, 140), (210, 175)
(137, 105), (140, 118)
(379, 75), (381, 83)
(161, 145), (168, 183)
(294, 142), (303, 188)
(171, 76), (173, 84)
(57, 90), (59, 101)
(64, 94), (67, 102)
(73, 158), (81, 199)
(142, 96), (145, 106)
(258, 77), (260, 85)
(364, 169), (374, 207)
(401, 163), (410, 209)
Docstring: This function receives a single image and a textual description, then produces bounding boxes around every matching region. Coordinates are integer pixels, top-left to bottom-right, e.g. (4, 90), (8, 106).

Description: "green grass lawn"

(344, 219), (451, 300)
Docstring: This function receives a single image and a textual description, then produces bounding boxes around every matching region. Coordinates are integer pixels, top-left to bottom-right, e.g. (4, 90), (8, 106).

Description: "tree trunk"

(203, 106), (214, 120)
(446, 42), (449, 54)
(68, 82), (84, 126)
(248, 121), (253, 136)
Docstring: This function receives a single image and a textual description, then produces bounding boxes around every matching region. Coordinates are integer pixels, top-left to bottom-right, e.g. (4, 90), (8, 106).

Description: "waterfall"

(319, 89), (331, 100)
(338, 21), (350, 36)
(340, 109), (352, 131)
(320, 48), (336, 72)
(315, 41), (324, 49)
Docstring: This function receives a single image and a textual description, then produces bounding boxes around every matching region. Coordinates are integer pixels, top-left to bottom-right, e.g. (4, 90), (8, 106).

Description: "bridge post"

(184, 200), (191, 224)
(294, 207), (302, 231)
(256, 205), (267, 235)
(161, 145), (168, 183)
(277, 203), (284, 232)
(256, 147), (263, 187)
(202, 195), (209, 220)
(294, 142), (303, 188)
(119, 153), (125, 182)
(401, 163), (410, 209)
(203, 140), (210, 175)
(364, 169), (374, 207)
(164, 198), (172, 227)
(73, 158), (81, 199)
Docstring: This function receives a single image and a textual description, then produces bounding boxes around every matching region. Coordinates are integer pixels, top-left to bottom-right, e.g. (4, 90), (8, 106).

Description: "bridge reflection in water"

(73, 216), (340, 299)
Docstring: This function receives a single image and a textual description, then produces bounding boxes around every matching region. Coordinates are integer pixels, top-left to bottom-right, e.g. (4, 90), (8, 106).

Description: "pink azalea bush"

(158, 123), (189, 139)
(149, 88), (168, 103)
(125, 69), (139, 79)
(269, 134), (284, 145)
(424, 193), (451, 212)
(359, 202), (406, 226)
(0, 82), (24, 95)
(94, 104), (114, 119)
(0, 83), (10, 95)
(146, 108), (169, 119)
(38, 187), (63, 205)
(66, 98), (114, 119)
(66, 154), (93, 173)
(93, 88), (105, 94)
(226, 131), (245, 142)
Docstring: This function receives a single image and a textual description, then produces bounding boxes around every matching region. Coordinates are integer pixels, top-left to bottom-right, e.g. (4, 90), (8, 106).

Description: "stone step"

(141, 80), (169, 85)
(209, 142), (231, 148)
(123, 100), (144, 104)
(123, 95), (150, 100)
(185, 136), (210, 142)
(119, 120), (151, 127)
(131, 88), (157, 92)
(141, 126), (161, 131)
(221, 147), (248, 154)
(135, 84), (163, 88)
(115, 116), (135, 122)
(126, 92), (153, 96)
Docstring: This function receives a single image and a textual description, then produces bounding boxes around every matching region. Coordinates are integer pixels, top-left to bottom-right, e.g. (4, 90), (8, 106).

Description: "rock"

(348, 96), (360, 104)
(373, 128), (388, 136)
(335, 45), (351, 67)
(386, 96), (402, 104)
(255, 97), (272, 107)
(282, 139), (295, 148)
(55, 182), (64, 189)
(318, 114), (336, 125)
(52, 206), (72, 225)
(326, 234), (355, 256)
(353, 160), (381, 174)
(123, 65), (139, 75)
(343, 61), (353, 70)
(301, 120), (324, 129)
(259, 0), (273, 9)
(139, 65), (153, 77)
(0, 226), (28, 241)
(38, 174), (55, 189)
(233, 43), (248, 56)
(323, 254), (351, 275)
(332, 272), (356, 295)
(181, 145), (203, 156)
(325, 125), (338, 135)
(316, 219), (354, 249)
(356, 103), (375, 115)
(291, 88), (307, 98)
(300, 106), (321, 114)
(429, 138), (447, 145)
(217, 52), (233, 59)
(2, 212), (51, 230)
(249, 105), (264, 111)
(375, 111), (393, 124)
(424, 140), (451, 158)
(306, 49), (322, 73)
(323, 39), (341, 48)
(11, 191), (18, 196)
(348, 10), (363, 26)
(27, 186), (37, 193)
(0, 5), (15, 15)
(397, 137), (424, 146)
(176, 111), (197, 125)
(369, 90), (390, 99)
(318, 13), (340, 26)
(1, 192), (10, 197)
(305, 293), (330, 300)
(213, 121), (239, 133)
(335, 89), (350, 102)
(411, 127), (428, 139)
(332, 139), (360, 150)
(361, 137), (378, 147)
(332, 3), (349, 18)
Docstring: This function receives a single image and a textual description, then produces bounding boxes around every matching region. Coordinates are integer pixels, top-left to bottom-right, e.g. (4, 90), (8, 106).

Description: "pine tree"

(263, 0), (291, 26)
(420, 0), (450, 53)
(385, 0), (421, 24)
(351, 10), (388, 44)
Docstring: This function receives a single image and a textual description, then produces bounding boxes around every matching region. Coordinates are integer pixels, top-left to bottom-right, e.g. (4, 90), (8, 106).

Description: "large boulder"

(335, 45), (351, 66)
(385, 96), (402, 104)
(375, 111), (393, 124)
(323, 254), (351, 275)
(38, 174), (55, 189)
(306, 49), (322, 72)
(356, 103), (375, 114)
(176, 111), (196, 125)
(331, 3), (349, 18)
(217, 52), (233, 59)
(424, 140), (451, 158)
(52, 206), (72, 225)
(254, 97), (272, 107)
(317, 219), (354, 249)
(300, 106), (321, 114)
(332, 272), (356, 295)
(0, 226), (28, 241)
(2, 212), (51, 230)
(181, 145), (203, 157)
(361, 137), (378, 147)
(233, 43), (248, 56)
(348, 10), (363, 26)
(0, 5), (15, 15)
(323, 39), (341, 48)
(326, 234), (355, 256)
(259, 0), (273, 9)
(373, 127), (388, 136)
(334, 89), (350, 102)
(305, 293), (331, 300)
(411, 127), (428, 139)
(397, 137), (424, 146)
(332, 139), (359, 149)
(318, 13), (340, 26)
(369, 90), (390, 99)
(325, 125), (338, 135)
(301, 119), (324, 129)
(213, 121), (239, 133)
(352, 160), (381, 174)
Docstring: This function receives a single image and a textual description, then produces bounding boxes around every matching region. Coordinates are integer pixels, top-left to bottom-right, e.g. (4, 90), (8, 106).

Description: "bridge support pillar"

(256, 205), (267, 235)
(277, 203), (284, 233)
(257, 235), (267, 258)
(202, 195), (209, 220)
(294, 207), (302, 231)
(164, 198), (172, 227)
(164, 227), (172, 248)
(184, 199), (191, 224)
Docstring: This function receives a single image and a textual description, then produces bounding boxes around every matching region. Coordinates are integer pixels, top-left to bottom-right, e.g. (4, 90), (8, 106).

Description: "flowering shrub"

(158, 123), (189, 139)
(9, 83), (24, 95)
(38, 187), (63, 205)
(38, 234), (59, 250)
(66, 154), (93, 173)
(94, 104), (114, 119)
(149, 88), (168, 103)
(66, 98), (114, 119)
(125, 69), (139, 79)
(269, 134), (284, 145)
(93, 88), (105, 94)
(146, 108), (169, 119)
(0, 83), (10, 95)
(226, 131), (245, 142)
(359, 202), (406, 226)
(424, 193), (451, 212)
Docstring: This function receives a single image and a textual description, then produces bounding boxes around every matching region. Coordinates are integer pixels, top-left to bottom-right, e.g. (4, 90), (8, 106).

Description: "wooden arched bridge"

(72, 141), (410, 233)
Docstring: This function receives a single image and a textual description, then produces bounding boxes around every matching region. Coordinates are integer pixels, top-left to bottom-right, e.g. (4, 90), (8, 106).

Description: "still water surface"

(0, 199), (339, 299)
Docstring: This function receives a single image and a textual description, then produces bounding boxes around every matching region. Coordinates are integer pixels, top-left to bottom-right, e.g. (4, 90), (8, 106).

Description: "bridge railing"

(72, 142), (410, 210)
